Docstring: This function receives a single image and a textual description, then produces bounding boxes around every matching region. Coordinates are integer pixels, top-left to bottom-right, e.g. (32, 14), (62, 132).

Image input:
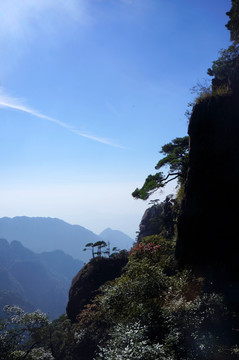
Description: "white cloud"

(0, 87), (124, 148)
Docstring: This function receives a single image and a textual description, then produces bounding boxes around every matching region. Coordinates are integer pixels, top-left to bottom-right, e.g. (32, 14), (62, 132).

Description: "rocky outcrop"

(66, 253), (128, 322)
(137, 197), (177, 242)
(137, 205), (164, 241)
(177, 93), (239, 289)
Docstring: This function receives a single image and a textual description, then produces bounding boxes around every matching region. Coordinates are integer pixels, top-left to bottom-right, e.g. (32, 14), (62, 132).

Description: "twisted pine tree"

(132, 136), (189, 200)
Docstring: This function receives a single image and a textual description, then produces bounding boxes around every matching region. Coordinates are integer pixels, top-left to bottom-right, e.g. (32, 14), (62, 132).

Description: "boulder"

(66, 253), (128, 322)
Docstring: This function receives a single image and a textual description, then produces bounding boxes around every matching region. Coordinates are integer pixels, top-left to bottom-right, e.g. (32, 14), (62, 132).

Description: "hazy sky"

(0, 0), (231, 238)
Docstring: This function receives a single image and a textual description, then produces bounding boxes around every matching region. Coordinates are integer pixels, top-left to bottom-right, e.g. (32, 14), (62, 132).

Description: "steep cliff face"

(66, 254), (128, 322)
(177, 93), (239, 285)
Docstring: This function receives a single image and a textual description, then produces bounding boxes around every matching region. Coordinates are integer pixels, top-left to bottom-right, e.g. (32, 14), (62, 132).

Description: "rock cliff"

(177, 92), (239, 292)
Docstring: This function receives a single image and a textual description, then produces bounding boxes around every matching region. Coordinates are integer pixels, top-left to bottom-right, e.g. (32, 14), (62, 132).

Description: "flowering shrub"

(129, 235), (176, 274)
(129, 242), (161, 257)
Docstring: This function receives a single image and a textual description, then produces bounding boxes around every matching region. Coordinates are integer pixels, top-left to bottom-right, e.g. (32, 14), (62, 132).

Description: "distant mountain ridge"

(0, 216), (100, 262)
(0, 216), (134, 261)
(99, 228), (134, 251)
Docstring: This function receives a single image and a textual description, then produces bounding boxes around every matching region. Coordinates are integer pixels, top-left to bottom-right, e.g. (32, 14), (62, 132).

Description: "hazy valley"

(0, 217), (134, 319)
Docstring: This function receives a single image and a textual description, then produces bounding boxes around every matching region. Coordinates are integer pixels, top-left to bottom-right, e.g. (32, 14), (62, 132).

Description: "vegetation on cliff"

(2, 233), (239, 359)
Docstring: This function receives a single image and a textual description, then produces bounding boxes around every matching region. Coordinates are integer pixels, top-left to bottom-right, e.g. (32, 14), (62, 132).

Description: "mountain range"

(0, 217), (134, 318)
(0, 217), (134, 262)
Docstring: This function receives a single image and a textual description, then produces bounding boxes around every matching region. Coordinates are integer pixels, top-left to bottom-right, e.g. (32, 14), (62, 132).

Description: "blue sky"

(0, 0), (231, 239)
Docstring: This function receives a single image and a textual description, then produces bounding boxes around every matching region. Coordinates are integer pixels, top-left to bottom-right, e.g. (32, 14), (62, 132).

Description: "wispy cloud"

(0, 0), (90, 40)
(0, 88), (124, 148)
